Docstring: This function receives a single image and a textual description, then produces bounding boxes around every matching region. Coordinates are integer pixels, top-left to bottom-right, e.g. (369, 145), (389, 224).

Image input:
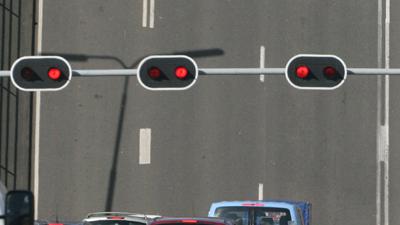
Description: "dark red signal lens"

(296, 65), (310, 79)
(21, 67), (34, 80)
(323, 66), (337, 78)
(175, 66), (188, 79)
(148, 67), (161, 79)
(48, 68), (62, 80)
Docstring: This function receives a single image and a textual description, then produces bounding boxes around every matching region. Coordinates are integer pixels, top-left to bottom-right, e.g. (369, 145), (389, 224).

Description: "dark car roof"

(151, 217), (229, 225)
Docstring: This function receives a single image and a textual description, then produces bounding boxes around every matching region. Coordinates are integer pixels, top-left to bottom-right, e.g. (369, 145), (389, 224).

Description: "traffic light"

(137, 55), (198, 90)
(285, 54), (347, 90)
(10, 56), (72, 91)
(5, 191), (34, 225)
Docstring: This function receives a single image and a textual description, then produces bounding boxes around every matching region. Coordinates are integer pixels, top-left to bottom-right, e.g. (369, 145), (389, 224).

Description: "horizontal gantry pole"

(73, 69), (137, 76)
(1, 68), (400, 77)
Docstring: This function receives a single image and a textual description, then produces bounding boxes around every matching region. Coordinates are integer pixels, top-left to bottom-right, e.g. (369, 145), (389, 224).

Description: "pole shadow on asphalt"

(41, 48), (224, 211)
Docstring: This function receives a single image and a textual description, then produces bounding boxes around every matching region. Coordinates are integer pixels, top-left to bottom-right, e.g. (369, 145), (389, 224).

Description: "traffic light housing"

(137, 55), (198, 90)
(5, 191), (34, 225)
(10, 56), (72, 91)
(285, 54), (347, 90)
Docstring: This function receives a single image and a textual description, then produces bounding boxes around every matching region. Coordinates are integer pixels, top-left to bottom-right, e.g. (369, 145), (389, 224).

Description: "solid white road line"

(258, 183), (263, 200)
(377, 65), (390, 225)
(142, 0), (148, 27)
(376, 0), (390, 224)
(384, 1), (390, 224)
(33, 92), (41, 220)
(37, 1), (43, 54)
(139, 128), (151, 164)
(377, 0), (383, 69)
(376, 0), (383, 224)
(34, 0), (44, 220)
(149, 0), (155, 28)
(260, 46), (265, 82)
(376, 91), (382, 225)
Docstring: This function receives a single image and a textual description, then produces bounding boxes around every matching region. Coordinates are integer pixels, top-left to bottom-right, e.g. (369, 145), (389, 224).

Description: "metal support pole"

(347, 68), (400, 75)
(199, 68), (285, 75)
(1, 67), (400, 77)
(71, 68), (400, 76)
(73, 69), (137, 77)
(0, 71), (8, 77)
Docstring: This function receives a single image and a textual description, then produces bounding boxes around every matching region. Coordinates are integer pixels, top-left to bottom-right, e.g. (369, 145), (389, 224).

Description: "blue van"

(208, 201), (311, 225)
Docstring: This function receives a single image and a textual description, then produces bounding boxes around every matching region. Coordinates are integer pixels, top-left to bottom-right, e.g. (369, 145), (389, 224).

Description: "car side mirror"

(5, 191), (34, 225)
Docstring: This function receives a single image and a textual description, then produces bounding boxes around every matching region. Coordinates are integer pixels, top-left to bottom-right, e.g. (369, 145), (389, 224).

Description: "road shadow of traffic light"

(172, 48), (224, 58)
(41, 48), (224, 210)
(42, 48), (224, 69)
(41, 52), (132, 211)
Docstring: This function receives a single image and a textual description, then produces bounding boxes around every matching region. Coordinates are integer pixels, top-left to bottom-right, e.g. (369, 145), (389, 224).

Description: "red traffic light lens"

(21, 67), (34, 80)
(296, 65), (310, 79)
(323, 66), (337, 78)
(48, 68), (62, 80)
(148, 67), (161, 79)
(175, 66), (188, 79)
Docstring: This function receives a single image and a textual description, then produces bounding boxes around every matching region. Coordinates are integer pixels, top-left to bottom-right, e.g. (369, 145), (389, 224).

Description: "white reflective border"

(137, 55), (199, 91)
(285, 54), (347, 90)
(10, 56), (72, 92)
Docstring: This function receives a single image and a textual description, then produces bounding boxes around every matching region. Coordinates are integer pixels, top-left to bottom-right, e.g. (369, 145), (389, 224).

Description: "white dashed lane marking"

(142, 0), (155, 28)
(260, 46), (265, 82)
(139, 128), (152, 164)
(258, 183), (263, 200)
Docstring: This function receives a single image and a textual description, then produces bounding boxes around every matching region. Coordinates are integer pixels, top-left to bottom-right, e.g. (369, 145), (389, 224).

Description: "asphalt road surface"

(33, 1), (400, 225)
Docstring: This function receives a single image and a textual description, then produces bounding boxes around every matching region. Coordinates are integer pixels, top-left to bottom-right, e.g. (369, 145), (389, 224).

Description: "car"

(150, 217), (232, 225)
(35, 222), (82, 225)
(208, 201), (312, 225)
(82, 212), (161, 225)
(34, 221), (82, 225)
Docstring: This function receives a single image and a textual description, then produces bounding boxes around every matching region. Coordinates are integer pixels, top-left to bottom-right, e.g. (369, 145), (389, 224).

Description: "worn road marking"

(142, 0), (148, 27)
(260, 46), (265, 82)
(149, 0), (155, 28)
(142, 0), (155, 28)
(139, 128), (151, 164)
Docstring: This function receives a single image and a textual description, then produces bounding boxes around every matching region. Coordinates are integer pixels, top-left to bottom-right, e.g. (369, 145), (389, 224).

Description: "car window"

(214, 207), (249, 225)
(254, 208), (291, 225)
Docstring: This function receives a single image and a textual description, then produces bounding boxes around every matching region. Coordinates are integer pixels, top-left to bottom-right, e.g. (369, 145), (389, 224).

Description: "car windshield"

(215, 207), (291, 225)
(84, 221), (145, 225)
